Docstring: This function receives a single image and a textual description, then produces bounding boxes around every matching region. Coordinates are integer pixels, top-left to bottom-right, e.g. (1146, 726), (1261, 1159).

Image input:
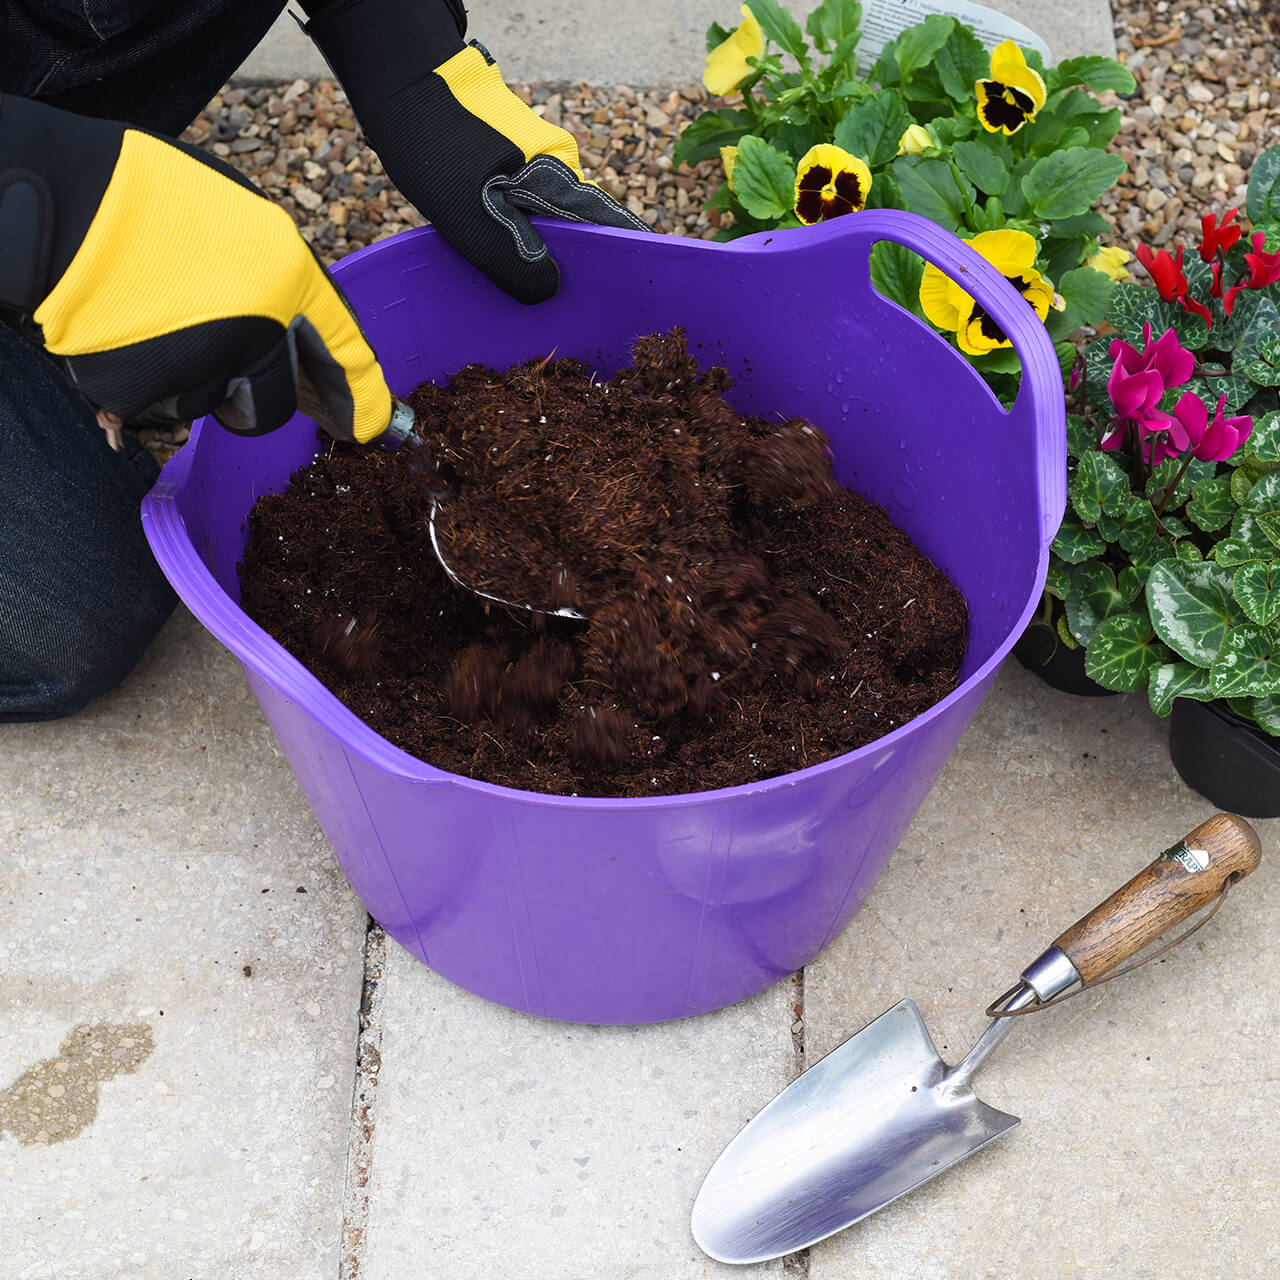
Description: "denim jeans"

(0, 322), (177, 720)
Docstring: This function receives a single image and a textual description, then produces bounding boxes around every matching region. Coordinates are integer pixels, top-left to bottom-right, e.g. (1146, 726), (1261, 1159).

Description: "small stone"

(292, 184), (325, 212)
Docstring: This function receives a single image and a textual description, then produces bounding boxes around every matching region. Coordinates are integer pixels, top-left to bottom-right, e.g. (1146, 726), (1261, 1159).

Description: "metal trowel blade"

(691, 999), (1019, 1265)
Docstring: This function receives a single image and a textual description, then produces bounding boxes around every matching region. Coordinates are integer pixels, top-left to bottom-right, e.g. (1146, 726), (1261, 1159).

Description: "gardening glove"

(0, 92), (399, 444)
(300, 0), (649, 304)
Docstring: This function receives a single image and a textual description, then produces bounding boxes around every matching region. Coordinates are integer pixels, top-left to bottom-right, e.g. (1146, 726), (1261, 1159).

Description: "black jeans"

(0, 3), (293, 717)
(0, 323), (177, 720)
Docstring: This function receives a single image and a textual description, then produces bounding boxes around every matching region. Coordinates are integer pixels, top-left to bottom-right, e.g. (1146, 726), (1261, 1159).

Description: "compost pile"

(239, 329), (967, 797)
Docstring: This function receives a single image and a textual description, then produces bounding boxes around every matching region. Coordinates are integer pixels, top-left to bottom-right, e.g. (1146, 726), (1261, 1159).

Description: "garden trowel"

(691, 813), (1262, 1265)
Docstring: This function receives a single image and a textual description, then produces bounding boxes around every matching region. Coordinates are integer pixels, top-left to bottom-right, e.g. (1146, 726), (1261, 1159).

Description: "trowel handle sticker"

(1159, 841), (1211, 874)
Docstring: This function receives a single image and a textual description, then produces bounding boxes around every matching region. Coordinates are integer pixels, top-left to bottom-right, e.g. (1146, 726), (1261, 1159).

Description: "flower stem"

(947, 158), (976, 223)
(1154, 452), (1195, 517)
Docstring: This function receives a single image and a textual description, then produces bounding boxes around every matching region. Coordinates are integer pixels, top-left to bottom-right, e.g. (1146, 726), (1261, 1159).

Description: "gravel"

(135, 0), (1280, 460)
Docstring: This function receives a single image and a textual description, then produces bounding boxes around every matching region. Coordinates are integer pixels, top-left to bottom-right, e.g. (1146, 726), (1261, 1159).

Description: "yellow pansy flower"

(975, 41), (1047, 136)
(919, 229), (1055, 355)
(794, 144), (872, 224)
(897, 124), (932, 156)
(703, 6), (765, 96)
(720, 144), (739, 189)
(1087, 245), (1131, 282)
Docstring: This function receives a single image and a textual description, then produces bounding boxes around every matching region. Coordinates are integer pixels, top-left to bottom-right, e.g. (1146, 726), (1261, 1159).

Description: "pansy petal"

(919, 262), (964, 330)
(988, 40), (1047, 113)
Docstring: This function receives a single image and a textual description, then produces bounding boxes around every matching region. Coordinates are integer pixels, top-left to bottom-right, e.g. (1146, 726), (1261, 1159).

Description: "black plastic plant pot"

(1012, 620), (1117, 698)
(1169, 698), (1280, 818)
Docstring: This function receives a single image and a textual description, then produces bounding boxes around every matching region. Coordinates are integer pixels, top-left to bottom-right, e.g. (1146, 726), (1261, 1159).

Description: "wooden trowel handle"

(1052, 814), (1262, 984)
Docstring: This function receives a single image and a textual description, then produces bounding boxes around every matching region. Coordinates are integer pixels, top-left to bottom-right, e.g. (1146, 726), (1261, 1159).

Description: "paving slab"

(802, 661), (1280, 1278)
(235, 0), (1115, 86)
(357, 941), (795, 1279)
(0, 608), (369, 1280)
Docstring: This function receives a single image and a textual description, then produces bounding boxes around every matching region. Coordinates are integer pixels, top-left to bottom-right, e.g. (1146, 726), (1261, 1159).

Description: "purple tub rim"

(141, 212), (1061, 808)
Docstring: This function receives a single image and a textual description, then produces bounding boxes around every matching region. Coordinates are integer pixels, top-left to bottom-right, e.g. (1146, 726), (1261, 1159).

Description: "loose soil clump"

(239, 329), (967, 797)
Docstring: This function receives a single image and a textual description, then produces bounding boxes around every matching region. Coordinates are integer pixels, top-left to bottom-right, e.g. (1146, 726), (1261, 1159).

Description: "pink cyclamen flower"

(1104, 324), (1194, 446)
(1162, 392), (1253, 462)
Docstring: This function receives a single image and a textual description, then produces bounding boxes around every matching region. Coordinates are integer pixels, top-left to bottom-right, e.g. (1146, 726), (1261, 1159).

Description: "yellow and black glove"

(302, 0), (648, 304)
(0, 92), (398, 443)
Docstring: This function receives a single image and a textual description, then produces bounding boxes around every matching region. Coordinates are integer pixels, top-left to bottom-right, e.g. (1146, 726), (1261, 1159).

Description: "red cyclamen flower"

(1199, 209), (1242, 262)
(1135, 243), (1188, 302)
(1223, 232), (1280, 315)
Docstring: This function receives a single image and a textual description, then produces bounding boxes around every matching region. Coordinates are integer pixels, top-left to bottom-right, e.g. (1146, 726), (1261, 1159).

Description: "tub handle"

(857, 211), (1066, 555)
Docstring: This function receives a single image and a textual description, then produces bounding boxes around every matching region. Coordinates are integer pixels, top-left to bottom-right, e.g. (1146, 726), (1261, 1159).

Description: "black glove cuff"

(302, 0), (468, 114)
(0, 93), (122, 314)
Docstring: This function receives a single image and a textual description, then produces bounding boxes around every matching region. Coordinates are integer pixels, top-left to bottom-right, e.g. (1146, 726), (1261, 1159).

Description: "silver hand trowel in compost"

(691, 813), (1262, 1265)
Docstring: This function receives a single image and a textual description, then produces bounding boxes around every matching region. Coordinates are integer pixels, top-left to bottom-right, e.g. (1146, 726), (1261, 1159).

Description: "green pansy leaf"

(1084, 611), (1169, 691)
(1048, 266), (1115, 341)
(1051, 508), (1107, 563)
(1022, 147), (1127, 221)
(932, 22), (988, 102)
(834, 92), (914, 168)
(894, 15), (955, 82)
(705, 21), (733, 52)
(1246, 144), (1280, 226)
(929, 116), (974, 146)
(1148, 662), (1215, 716)
(952, 137), (1009, 196)
(1065, 561), (1125, 644)
(869, 240), (925, 316)
(1071, 449), (1133, 522)
(1211, 623), (1280, 697)
(1188, 474), (1236, 531)
(890, 155), (972, 232)
(1051, 55), (1137, 95)
(731, 135), (798, 220)
(805, 0), (863, 49)
(968, 346), (1023, 375)
(1146, 558), (1239, 665)
(1234, 561), (1280, 626)
(746, 0), (811, 61)
(671, 108), (754, 169)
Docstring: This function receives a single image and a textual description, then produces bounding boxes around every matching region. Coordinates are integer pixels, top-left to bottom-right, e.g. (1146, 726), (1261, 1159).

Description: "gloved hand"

(0, 92), (397, 443)
(301, 0), (648, 304)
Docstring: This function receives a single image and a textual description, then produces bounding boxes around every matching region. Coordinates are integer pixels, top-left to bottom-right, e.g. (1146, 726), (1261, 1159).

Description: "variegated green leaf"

(1175, 539), (1204, 562)
(1235, 335), (1280, 386)
(1241, 470), (1280, 513)
(1252, 693), (1280, 736)
(1187, 473), (1236, 531)
(1117, 498), (1158, 558)
(1148, 661), (1214, 716)
(1215, 510), (1280, 565)
(1172, 372), (1255, 418)
(1211, 623), (1280, 697)
(1231, 468), (1256, 506)
(1065, 562), (1125, 644)
(1234, 560), (1280, 626)
(1105, 281), (1208, 350)
(1261, 511), (1280, 550)
(1051, 509), (1106, 563)
(1071, 451), (1134, 523)
(1084, 611), (1170, 691)
(1066, 414), (1097, 459)
(1056, 613), (1076, 648)
(1147, 456), (1214, 512)
(1146, 558), (1238, 665)
(1046, 558), (1072, 599)
(1231, 408), (1280, 469)
(1118, 565), (1145, 602)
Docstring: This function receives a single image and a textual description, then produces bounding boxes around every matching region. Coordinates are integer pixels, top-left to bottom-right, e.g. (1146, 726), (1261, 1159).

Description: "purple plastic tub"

(142, 210), (1064, 1024)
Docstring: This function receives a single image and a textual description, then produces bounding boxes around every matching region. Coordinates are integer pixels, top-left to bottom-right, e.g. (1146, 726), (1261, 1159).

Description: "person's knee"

(0, 575), (176, 723)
